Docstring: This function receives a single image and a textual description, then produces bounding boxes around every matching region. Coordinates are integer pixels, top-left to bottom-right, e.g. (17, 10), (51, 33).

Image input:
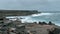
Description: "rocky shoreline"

(0, 10), (60, 34)
(0, 17), (60, 34)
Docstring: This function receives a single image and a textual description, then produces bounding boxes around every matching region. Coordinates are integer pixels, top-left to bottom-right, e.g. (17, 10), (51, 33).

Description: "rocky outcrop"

(0, 10), (40, 16)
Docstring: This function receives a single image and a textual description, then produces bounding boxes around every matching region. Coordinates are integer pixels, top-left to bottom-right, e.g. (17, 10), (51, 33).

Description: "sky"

(0, 0), (60, 11)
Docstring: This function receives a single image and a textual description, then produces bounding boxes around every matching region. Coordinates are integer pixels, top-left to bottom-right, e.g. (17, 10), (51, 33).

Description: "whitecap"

(31, 13), (53, 17)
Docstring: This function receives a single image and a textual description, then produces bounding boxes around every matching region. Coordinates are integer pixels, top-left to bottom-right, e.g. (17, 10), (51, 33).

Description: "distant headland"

(0, 10), (41, 18)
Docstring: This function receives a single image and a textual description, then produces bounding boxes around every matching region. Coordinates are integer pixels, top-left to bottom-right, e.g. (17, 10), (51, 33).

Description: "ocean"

(6, 11), (60, 26)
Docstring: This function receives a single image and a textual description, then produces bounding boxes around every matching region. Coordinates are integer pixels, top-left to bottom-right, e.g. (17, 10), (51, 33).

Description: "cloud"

(0, 0), (60, 11)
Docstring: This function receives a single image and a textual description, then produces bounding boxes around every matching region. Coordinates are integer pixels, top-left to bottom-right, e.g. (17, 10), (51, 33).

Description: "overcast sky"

(0, 0), (60, 11)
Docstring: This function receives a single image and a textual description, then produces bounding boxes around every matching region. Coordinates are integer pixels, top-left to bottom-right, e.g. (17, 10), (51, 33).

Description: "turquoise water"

(6, 12), (60, 26)
(21, 12), (60, 26)
(30, 13), (60, 26)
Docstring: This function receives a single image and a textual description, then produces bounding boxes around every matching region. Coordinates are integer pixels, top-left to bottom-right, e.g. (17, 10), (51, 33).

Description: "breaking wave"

(31, 13), (53, 17)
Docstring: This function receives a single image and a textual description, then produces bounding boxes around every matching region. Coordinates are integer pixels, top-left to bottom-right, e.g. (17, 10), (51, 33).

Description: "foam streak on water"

(31, 13), (53, 17)
(6, 13), (60, 26)
(30, 13), (60, 26)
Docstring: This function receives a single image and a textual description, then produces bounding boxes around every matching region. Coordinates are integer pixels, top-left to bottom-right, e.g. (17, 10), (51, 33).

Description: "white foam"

(5, 13), (55, 23)
(31, 13), (53, 17)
